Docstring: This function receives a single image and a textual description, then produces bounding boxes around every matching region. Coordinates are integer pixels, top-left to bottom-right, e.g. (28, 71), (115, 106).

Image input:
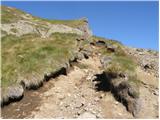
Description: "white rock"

(57, 94), (65, 100)
(78, 112), (96, 118)
(67, 93), (71, 97)
(75, 102), (83, 108)
(115, 101), (119, 105)
(153, 90), (159, 96)
(84, 69), (89, 73)
(94, 97), (100, 102)
(59, 101), (64, 106)
(118, 112), (122, 116)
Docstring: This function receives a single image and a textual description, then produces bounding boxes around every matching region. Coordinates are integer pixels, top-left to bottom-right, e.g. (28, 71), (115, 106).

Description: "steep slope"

(1, 6), (159, 119)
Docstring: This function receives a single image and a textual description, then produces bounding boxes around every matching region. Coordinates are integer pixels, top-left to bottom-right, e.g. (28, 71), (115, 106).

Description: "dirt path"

(22, 56), (132, 119)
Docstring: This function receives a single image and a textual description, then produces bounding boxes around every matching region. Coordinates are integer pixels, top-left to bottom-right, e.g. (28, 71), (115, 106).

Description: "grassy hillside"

(1, 33), (79, 90)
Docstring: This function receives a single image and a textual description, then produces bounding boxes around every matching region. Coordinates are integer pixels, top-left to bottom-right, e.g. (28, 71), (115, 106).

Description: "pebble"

(94, 97), (100, 102)
(91, 110), (97, 114)
(74, 94), (77, 98)
(75, 102), (83, 108)
(86, 76), (92, 80)
(153, 90), (159, 96)
(55, 88), (60, 93)
(67, 93), (71, 97)
(118, 112), (122, 116)
(99, 93), (105, 99)
(64, 104), (70, 108)
(59, 101), (63, 106)
(78, 112), (96, 118)
(15, 108), (20, 111)
(115, 101), (119, 105)
(57, 94), (65, 100)
(84, 69), (89, 73)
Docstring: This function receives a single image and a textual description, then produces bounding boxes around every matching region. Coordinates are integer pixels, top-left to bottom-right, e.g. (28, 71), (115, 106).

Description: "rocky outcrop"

(76, 17), (92, 39)
(101, 71), (140, 117)
(1, 85), (24, 107)
(1, 20), (84, 38)
(126, 47), (159, 77)
(1, 6), (92, 38)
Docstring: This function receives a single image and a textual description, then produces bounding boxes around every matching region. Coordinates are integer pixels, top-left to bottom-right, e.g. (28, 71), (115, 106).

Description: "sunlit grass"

(1, 33), (79, 88)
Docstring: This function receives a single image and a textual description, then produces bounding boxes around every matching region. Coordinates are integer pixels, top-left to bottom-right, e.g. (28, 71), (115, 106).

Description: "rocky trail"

(1, 56), (133, 119)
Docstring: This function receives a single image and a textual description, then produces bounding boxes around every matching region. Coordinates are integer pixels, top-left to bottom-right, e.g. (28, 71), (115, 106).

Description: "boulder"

(143, 63), (153, 70)
(76, 52), (85, 60)
(90, 42), (95, 46)
(8, 85), (24, 99)
(1, 85), (24, 106)
(100, 56), (112, 66)
(95, 40), (106, 47)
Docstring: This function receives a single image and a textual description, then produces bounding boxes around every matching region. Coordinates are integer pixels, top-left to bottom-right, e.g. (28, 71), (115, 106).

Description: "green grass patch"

(76, 63), (89, 69)
(104, 55), (136, 74)
(1, 6), (25, 23)
(128, 75), (140, 98)
(1, 33), (79, 89)
(35, 18), (86, 28)
(1, 30), (8, 35)
(128, 75), (140, 87)
(113, 56), (136, 72)
(91, 36), (122, 45)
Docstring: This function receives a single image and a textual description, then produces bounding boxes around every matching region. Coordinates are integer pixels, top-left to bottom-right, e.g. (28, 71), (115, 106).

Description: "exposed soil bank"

(1, 77), (59, 119)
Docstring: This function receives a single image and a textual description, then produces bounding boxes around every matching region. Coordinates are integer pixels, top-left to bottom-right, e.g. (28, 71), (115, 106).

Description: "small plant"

(10, 28), (18, 33)
(1, 30), (7, 35)
(76, 63), (89, 69)
(104, 55), (136, 75)
(105, 62), (123, 74)
(128, 75), (140, 87)
(128, 75), (140, 98)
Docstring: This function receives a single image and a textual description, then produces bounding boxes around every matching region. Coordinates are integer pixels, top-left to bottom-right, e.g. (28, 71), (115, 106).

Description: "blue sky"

(2, 1), (159, 50)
